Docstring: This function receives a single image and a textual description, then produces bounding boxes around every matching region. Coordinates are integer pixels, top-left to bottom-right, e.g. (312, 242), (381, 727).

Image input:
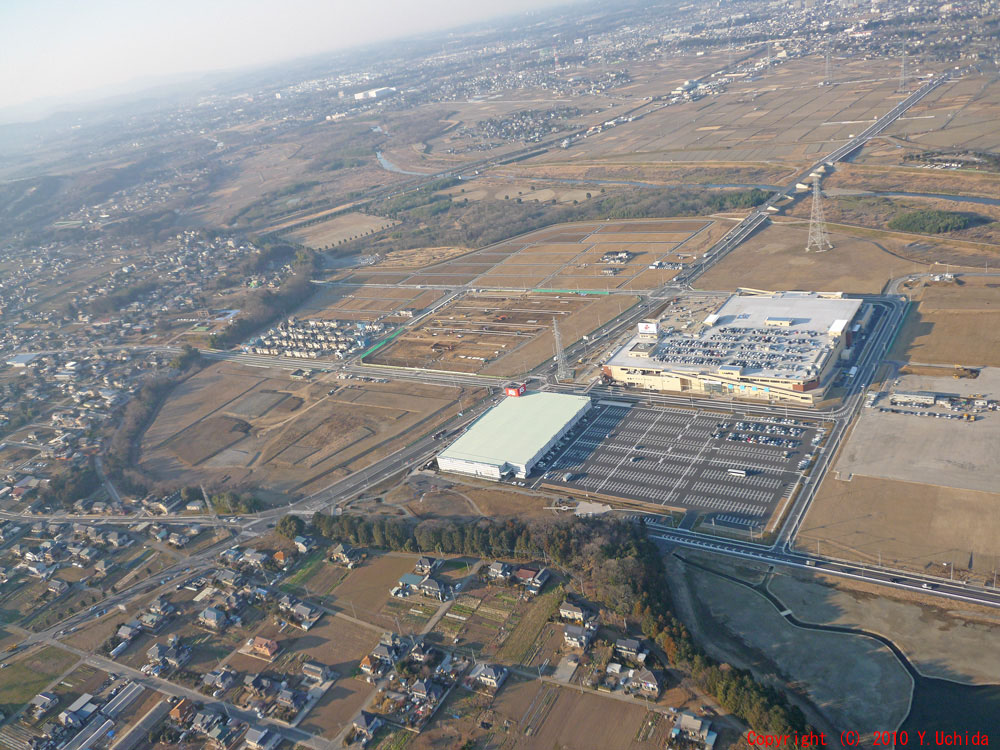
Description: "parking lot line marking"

(595, 409), (668, 495)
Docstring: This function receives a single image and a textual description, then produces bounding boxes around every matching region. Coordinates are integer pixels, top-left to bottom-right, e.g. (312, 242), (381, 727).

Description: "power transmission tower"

(825, 47), (832, 84)
(899, 48), (909, 92)
(805, 177), (833, 252)
(727, 26), (734, 70)
(552, 317), (571, 381)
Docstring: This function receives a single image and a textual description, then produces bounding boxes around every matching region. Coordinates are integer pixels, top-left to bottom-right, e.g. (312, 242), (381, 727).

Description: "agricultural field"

(891, 277), (1000, 366)
(328, 553), (420, 628)
(0, 645), (78, 717)
(141, 361), (485, 496)
(333, 217), (725, 293)
(295, 284), (446, 323)
(282, 212), (399, 249)
(519, 54), (908, 170)
(367, 291), (639, 376)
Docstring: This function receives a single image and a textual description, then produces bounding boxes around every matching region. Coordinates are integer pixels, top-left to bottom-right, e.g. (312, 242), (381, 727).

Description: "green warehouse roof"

(439, 392), (591, 469)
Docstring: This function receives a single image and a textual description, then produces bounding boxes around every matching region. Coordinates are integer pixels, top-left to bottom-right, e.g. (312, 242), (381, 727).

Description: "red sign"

(505, 383), (526, 397)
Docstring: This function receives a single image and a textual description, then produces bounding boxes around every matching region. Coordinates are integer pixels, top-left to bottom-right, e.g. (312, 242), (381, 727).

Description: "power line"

(806, 177), (833, 252)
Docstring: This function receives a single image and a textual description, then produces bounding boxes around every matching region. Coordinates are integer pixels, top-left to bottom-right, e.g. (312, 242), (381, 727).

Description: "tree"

(276, 515), (305, 539)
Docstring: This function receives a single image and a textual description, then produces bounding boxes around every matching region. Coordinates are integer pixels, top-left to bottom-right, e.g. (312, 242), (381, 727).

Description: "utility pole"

(805, 177), (833, 252)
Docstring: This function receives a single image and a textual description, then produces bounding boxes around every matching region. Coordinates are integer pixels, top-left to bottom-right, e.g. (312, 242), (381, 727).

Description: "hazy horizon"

(0, 0), (579, 120)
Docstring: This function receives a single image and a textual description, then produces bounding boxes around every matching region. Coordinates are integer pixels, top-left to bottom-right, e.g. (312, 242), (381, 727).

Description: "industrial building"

(437, 392), (591, 480)
(602, 290), (871, 405)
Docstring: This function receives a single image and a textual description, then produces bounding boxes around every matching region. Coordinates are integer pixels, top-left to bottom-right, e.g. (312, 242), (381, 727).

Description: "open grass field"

(141, 362), (484, 495)
(891, 278), (1000, 366)
(438, 179), (594, 205)
(0, 645), (78, 716)
(696, 221), (929, 294)
(368, 291), (638, 376)
(283, 212), (399, 249)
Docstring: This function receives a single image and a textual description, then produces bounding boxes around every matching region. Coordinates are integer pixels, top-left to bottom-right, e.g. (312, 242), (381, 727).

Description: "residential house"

(473, 663), (508, 690)
(486, 561), (511, 581)
(29, 693), (58, 718)
(353, 711), (383, 742)
(563, 623), (596, 650)
(273, 549), (293, 568)
(410, 680), (442, 702)
(277, 688), (304, 709)
(47, 579), (69, 596)
(418, 577), (448, 601)
(243, 674), (274, 697)
(675, 712), (718, 749)
(410, 642), (436, 663)
(249, 636), (280, 659)
(199, 607), (227, 631)
(292, 535), (313, 554)
(302, 661), (332, 682)
(169, 698), (196, 724)
(514, 566), (551, 596)
(628, 668), (660, 698)
(358, 654), (381, 676)
(614, 638), (646, 663)
(329, 542), (362, 568)
(245, 726), (282, 750)
(414, 556), (440, 575)
(559, 602), (586, 623)
(202, 668), (237, 692)
(191, 710), (221, 734)
(117, 622), (142, 641)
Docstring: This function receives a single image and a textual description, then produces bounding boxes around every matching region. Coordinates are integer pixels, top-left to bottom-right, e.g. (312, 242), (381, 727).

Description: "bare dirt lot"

(328, 553), (417, 627)
(367, 291), (639, 376)
(798, 473), (1000, 576)
(696, 221), (928, 293)
(141, 362), (484, 496)
(283, 212), (399, 249)
(891, 278), (1000, 366)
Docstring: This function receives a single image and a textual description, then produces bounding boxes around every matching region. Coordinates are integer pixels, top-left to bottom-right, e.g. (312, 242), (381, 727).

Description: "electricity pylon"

(805, 177), (833, 252)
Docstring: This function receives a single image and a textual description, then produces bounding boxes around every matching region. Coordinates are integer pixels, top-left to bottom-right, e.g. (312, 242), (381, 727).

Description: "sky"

(0, 0), (575, 113)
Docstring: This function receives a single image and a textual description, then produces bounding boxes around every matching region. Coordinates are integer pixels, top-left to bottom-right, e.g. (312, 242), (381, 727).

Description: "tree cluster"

(39, 466), (100, 510)
(209, 252), (317, 349)
(888, 209), (972, 234)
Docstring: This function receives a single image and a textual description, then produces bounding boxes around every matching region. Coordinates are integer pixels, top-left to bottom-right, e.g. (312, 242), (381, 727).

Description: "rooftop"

(608, 292), (862, 382)
(439, 392), (591, 469)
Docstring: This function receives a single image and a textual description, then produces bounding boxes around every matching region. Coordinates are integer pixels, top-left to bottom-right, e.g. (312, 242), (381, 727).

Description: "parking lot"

(535, 402), (824, 529)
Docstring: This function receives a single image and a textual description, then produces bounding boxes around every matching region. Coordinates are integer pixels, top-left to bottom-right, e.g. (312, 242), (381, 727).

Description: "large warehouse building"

(437, 392), (592, 480)
(602, 290), (870, 405)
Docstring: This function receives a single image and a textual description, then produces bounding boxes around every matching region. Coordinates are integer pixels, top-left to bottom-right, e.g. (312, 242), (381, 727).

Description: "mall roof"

(439, 392), (591, 469)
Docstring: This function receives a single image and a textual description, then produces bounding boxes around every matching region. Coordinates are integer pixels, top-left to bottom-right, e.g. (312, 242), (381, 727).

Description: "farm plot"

(283, 212), (399, 249)
(0, 646), (78, 717)
(142, 363), (484, 496)
(329, 554), (418, 626)
(367, 291), (638, 377)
